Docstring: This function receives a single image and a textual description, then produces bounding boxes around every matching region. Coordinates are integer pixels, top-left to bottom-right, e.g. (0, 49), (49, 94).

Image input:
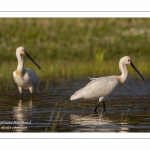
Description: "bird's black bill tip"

(143, 80), (147, 84)
(35, 63), (41, 70)
(25, 51), (41, 70)
(130, 61), (147, 83)
(38, 66), (41, 70)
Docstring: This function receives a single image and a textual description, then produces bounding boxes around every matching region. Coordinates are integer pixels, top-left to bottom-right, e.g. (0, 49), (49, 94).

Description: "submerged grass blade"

(51, 111), (61, 132)
(125, 103), (131, 120)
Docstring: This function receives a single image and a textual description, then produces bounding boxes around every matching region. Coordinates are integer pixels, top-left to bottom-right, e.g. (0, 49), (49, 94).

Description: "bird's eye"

(22, 49), (24, 51)
(128, 59), (130, 61)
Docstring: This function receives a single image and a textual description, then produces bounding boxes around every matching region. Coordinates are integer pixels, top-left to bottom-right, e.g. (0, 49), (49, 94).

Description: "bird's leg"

(94, 97), (105, 113)
(103, 101), (106, 112)
(94, 102), (100, 113)
(31, 93), (33, 100)
(29, 87), (34, 100)
(20, 93), (23, 100)
(18, 86), (23, 100)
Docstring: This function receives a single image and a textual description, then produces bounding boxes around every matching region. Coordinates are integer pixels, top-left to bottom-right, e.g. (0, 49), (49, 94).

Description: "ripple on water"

(0, 78), (150, 132)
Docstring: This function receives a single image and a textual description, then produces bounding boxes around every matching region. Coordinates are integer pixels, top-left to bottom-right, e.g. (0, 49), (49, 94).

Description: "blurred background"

(0, 18), (150, 82)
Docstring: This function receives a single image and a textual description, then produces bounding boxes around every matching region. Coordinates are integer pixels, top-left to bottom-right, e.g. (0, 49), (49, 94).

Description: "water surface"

(0, 78), (150, 132)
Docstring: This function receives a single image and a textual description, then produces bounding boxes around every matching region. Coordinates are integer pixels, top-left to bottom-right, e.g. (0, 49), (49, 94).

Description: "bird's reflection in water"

(70, 113), (129, 132)
(13, 100), (33, 132)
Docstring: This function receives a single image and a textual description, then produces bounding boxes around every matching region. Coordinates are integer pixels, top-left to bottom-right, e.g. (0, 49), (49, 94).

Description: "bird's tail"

(70, 95), (76, 100)
(70, 90), (83, 101)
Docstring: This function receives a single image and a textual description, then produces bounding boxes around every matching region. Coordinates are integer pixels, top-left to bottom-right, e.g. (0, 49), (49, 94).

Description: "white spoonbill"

(70, 56), (146, 113)
(13, 46), (41, 100)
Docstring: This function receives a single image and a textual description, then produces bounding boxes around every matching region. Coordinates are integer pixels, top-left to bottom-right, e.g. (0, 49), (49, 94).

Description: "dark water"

(0, 77), (150, 132)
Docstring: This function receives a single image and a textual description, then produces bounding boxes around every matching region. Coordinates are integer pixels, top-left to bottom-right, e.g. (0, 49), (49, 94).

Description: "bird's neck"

(17, 55), (25, 73)
(118, 61), (128, 84)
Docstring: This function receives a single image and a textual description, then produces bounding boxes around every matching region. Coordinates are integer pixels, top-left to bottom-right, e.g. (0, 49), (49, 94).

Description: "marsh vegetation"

(0, 18), (150, 132)
(0, 18), (150, 82)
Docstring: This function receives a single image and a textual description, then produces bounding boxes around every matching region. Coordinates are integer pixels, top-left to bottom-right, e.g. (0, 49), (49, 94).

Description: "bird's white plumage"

(13, 68), (38, 90)
(70, 56), (146, 112)
(13, 46), (40, 98)
(70, 76), (119, 101)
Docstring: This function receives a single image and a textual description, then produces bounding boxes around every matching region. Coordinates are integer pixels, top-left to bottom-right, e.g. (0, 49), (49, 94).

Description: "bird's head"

(120, 56), (131, 65)
(120, 56), (146, 83)
(16, 46), (27, 56)
(16, 46), (41, 70)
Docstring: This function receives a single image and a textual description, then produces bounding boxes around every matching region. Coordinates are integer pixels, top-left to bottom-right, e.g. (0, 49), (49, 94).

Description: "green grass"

(0, 18), (150, 82)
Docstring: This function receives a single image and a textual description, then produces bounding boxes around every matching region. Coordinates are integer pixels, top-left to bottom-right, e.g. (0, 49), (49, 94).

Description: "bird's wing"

(71, 76), (119, 100)
(88, 77), (97, 80)
(25, 68), (39, 86)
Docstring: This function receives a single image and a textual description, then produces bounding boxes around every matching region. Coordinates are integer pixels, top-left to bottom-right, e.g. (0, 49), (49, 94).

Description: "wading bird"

(13, 46), (41, 100)
(70, 56), (146, 113)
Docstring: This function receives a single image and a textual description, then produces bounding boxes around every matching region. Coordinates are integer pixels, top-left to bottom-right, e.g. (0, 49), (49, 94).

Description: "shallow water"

(0, 77), (150, 132)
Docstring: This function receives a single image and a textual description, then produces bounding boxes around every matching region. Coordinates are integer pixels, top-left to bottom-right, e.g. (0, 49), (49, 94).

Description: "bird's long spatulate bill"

(25, 51), (41, 70)
(130, 61), (146, 83)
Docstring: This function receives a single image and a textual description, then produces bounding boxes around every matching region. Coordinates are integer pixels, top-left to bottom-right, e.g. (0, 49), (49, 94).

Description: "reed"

(0, 18), (150, 82)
